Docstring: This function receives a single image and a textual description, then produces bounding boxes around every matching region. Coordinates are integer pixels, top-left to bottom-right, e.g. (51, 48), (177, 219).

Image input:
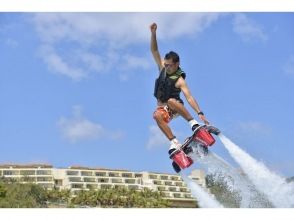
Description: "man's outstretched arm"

(178, 77), (210, 125)
(150, 23), (163, 71)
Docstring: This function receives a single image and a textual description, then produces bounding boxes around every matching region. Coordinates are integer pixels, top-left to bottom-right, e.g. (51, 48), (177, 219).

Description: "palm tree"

(69, 186), (171, 208)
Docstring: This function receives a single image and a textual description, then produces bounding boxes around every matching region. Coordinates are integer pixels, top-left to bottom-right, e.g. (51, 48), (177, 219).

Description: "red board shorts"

(153, 105), (179, 123)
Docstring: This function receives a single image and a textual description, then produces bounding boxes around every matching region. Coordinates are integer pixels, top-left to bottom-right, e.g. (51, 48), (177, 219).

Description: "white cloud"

(39, 45), (86, 81)
(78, 51), (105, 73)
(122, 54), (151, 70)
(32, 13), (220, 45)
(57, 105), (124, 143)
(233, 13), (267, 42)
(146, 125), (169, 150)
(119, 54), (151, 81)
(283, 56), (294, 77)
(31, 13), (221, 81)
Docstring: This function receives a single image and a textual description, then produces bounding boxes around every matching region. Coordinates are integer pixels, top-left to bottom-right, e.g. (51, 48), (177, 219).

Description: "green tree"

(0, 178), (171, 208)
(46, 188), (71, 207)
(71, 187), (171, 208)
(205, 173), (242, 208)
(0, 181), (48, 208)
(0, 183), (7, 198)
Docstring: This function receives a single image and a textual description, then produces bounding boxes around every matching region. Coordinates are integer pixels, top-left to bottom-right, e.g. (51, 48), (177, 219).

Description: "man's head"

(163, 51), (180, 74)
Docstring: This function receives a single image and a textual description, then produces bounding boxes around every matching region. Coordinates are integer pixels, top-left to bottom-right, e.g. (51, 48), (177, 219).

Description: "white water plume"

(191, 148), (272, 207)
(219, 133), (294, 208)
(180, 172), (223, 208)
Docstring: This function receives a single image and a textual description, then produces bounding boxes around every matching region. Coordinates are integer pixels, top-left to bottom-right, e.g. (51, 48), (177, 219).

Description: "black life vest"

(154, 67), (186, 103)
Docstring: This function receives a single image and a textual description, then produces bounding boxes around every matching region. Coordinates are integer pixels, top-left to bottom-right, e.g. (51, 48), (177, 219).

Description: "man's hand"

(199, 114), (210, 125)
(150, 23), (157, 34)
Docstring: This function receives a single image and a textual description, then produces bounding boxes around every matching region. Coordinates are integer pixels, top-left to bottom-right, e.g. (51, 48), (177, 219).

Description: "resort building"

(0, 164), (207, 207)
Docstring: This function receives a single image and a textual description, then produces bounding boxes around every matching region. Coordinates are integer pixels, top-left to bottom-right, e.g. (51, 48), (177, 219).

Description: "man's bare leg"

(167, 98), (193, 121)
(167, 98), (199, 131)
(153, 111), (182, 150)
(153, 111), (175, 140)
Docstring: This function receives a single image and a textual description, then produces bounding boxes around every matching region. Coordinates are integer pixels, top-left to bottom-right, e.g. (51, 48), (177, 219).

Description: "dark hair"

(164, 51), (180, 63)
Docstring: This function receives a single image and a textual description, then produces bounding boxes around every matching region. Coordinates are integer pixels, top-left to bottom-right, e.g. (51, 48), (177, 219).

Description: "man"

(150, 22), (210, 152)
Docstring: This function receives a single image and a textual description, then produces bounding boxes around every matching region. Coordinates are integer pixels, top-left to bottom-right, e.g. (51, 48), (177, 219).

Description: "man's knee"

(153, 107), (171, 123)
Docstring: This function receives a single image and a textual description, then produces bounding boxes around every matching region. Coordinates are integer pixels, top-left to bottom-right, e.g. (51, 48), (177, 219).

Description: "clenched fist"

(150, 23), (157, 34)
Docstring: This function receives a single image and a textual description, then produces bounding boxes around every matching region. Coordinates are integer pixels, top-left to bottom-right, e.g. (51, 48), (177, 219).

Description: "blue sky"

(0, 13), (294, 177)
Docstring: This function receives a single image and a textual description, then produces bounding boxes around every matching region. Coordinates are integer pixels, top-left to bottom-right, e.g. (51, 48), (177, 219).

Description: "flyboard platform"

(169, 124), (220, 173)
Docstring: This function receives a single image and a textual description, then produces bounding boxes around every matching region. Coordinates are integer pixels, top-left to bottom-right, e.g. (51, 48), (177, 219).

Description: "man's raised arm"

(150, 23), (163, 71)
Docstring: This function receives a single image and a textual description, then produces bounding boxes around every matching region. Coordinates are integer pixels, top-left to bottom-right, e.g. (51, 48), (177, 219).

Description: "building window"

(86, 184), (97, 189)
(175, 182), (183, 187)
(37, 177), (53, 182)
(111, 178), (122, 183)
(160, 176), (168, 180)
(81, 171), (93, 176)
(20, 170), (36, 176)
(20, 176), (36, 182)
(125, 179), (136, 184)
(98, 178), (109, 183)
(109, 172), (120, 177)
(162, 193), (171, 198)
(148, 175), (158, 179)
(3, 170), (19, 175)
(20, 170), (35, 175)
(180, 188), (187, 192)
(173, 193), (182, 198)
(54, 179), (63, 186)
(153, 180), (163, 185)
(122, 173), (133, 178)
(168, 187), (177, 192)
(84, 177), (95, 182)
(69, 177), (82, 182)
(134, 174), (142, 178)
(157, 186), (166, 191)
(36, 170), (51, 175)
(185, 194), (192, 198)
(95, 172), (106, 177)
(164, 181), (172, 186)
(171, 176), (179, 181)
(66, 171), (79, 176)
(71, 184), (83, 189)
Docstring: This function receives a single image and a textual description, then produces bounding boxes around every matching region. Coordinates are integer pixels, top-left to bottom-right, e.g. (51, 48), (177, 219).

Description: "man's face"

(164, 58), (179, 74)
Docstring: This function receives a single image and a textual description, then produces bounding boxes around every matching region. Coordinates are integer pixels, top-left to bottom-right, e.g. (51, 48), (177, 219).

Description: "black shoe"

(192, 124), (200, 132)
(168, 148), (176, 155)
(172, 162), (181, 173)
(206, 125), (221, 135)
(168, 148), (177, 159)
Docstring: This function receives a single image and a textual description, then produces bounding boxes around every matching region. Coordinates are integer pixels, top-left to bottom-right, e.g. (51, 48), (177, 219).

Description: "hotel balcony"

(95, 172), (107, 177)
(66, 171), (79, 176)
(97, 178), (109, 183)
(108, 172), (121, 177)
(83, 177), (96, 182)
(111, 178), (123, 184)
(124, 178), (136, 184)
(121, 173), (134, 178)
(68, 177), (83, 182)
(81, 171), (93, 176)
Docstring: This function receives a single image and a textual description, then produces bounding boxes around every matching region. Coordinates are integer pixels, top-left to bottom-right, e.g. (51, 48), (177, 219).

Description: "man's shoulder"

(175, 76), (187, 89)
